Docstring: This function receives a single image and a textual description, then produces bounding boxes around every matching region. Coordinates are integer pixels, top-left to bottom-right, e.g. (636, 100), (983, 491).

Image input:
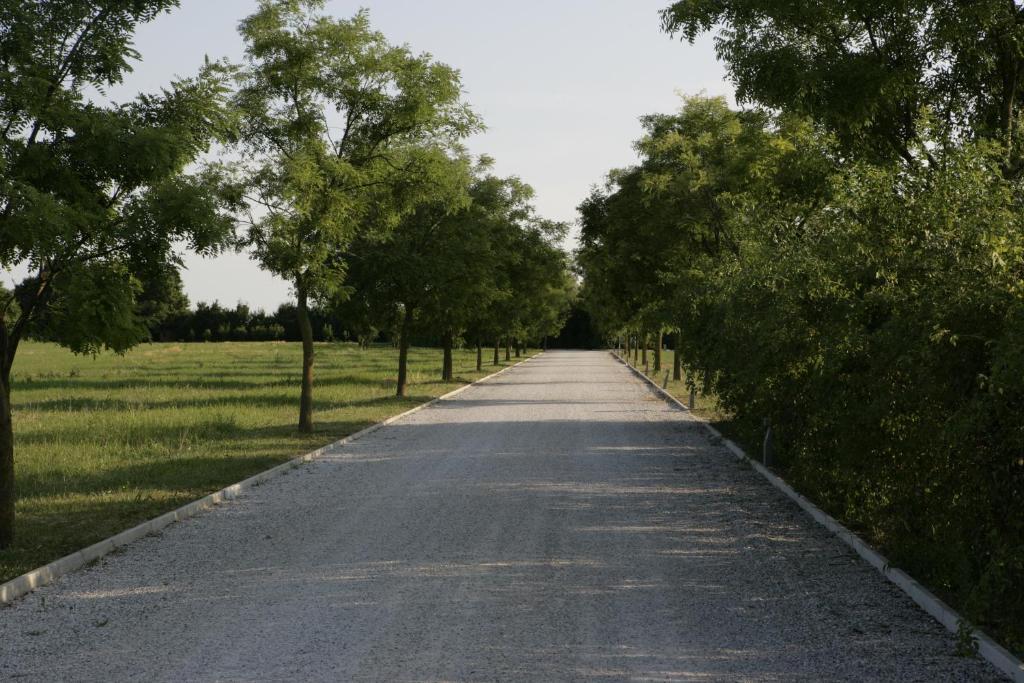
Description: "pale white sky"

(14, 1), (731, 311)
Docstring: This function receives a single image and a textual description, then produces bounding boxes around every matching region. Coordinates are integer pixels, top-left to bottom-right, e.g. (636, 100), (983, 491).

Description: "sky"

(12, 1), (731, 312)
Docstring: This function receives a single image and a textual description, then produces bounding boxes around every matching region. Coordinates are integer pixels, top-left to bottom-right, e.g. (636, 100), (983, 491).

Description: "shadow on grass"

(17, 454), (290, 501)
(17, 391), (435, 416)
(14, 394), (441, 500)
(12, 373), (397, 394)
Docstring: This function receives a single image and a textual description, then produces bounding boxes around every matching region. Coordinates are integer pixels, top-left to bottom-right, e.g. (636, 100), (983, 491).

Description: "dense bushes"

(579, 103), (1024, 650)
(705, 143), (1024, 648)
(577, 1), (1024, 651)
(151, 301), (327, 344)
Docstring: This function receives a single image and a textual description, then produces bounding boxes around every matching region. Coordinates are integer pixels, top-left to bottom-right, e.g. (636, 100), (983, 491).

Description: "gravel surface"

(0, 351), (1006, 681)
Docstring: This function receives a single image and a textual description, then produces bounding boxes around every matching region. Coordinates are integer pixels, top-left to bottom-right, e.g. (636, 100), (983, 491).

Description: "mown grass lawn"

(2, 341), (531, 583)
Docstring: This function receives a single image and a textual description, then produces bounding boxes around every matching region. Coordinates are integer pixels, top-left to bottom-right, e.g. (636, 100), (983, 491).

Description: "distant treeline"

(151, 301), (418, 346)
(155, 300), (599, 349)
(155, 301), (331, 344)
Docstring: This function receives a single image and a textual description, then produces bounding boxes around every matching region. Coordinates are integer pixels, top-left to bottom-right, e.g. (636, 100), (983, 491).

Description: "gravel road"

(0, 351), (1005, 681)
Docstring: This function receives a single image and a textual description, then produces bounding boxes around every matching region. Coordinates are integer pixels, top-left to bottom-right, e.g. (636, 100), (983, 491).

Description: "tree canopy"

(0, 0), (237, 546)
(344, 156), (573, 395)
(662, 1), (1024, 170)
(230, 0), (481, 429)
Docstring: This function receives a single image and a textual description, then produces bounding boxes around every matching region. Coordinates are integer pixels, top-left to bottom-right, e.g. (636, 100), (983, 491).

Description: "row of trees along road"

(342, 156), (573, 396)
(0, 1), (572, 548)
(577, 1), (1024, 652)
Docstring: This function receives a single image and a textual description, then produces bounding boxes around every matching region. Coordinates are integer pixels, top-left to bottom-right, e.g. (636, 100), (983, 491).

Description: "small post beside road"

(688, 385), (696, 410)
(662, 371), (669, 389)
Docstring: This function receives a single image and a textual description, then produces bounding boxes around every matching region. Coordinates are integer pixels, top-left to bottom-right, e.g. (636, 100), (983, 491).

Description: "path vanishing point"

(0, 351), (1005, 681)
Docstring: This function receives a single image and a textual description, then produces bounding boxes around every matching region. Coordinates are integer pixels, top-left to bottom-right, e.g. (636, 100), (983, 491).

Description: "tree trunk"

(624, 333), (630, 361)
(641, 333), (648, 367)
(632, 334), (639, 364)
(673, 329), (682, 381)
(396, 306), (414, 397)
(505, 337), (511, 361)
(0, 368), (13, 548)
(654, 331), (662, 372)
(476, 338), (482, 371)
(514, 339), (521, 358)
(0, 275), (48, 548)
(493, 340), (500, 366)
(296, 285), (315, 433)
(441, 329), (454, 382)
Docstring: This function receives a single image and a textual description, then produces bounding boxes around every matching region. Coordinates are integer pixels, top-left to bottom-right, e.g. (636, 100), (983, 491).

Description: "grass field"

(1, 341), (531, 583)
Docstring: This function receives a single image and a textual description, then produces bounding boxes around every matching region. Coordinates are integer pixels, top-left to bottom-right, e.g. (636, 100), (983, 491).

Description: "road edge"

(0, 352), (542, 606)
(611, 350), (1024, 682)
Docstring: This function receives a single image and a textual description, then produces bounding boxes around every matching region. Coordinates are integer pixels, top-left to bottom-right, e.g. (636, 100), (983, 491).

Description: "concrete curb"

(0, 352), (542, 606)
(611, 350), (1024, 682)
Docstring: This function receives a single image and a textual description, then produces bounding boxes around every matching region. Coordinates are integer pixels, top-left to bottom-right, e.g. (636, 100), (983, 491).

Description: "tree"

(427, 170), (503, 384)
(136, 264), (190, 341)
(578, 96), (827, 374)
(485, 192), (573, 360)
(329, 289), (383, 349)
(343, 156), (573, 394)
(439, 165), (546, 379)
(230, 1), (479, 431)
(343, 151), (473, 396)
(0, 2), (236, 547)
(661, 0), (1024, 171)
(0, 285), (19, 333)
(459, 174), (540, 368)
(501, 220), (574, 351)
(344, 155), (542, 395)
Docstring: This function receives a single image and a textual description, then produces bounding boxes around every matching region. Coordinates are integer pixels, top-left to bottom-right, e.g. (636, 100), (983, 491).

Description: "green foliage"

(956, 620), (980, 658)
(135, 264), (190, 337)
(0, 2), (236, 366)
(230, 0), (480, 423)
(231, 1), (480, 300)
(342, 151), (476, 329)
(0, 0), (238, 545)
(0, 285), (18, 327)
(653, 3), (1024, 646)
(498, 220), (574, 344)
(343, 154), (572, 386)
(44, 262), (150, 355)
(661, 0), (1024, 169)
